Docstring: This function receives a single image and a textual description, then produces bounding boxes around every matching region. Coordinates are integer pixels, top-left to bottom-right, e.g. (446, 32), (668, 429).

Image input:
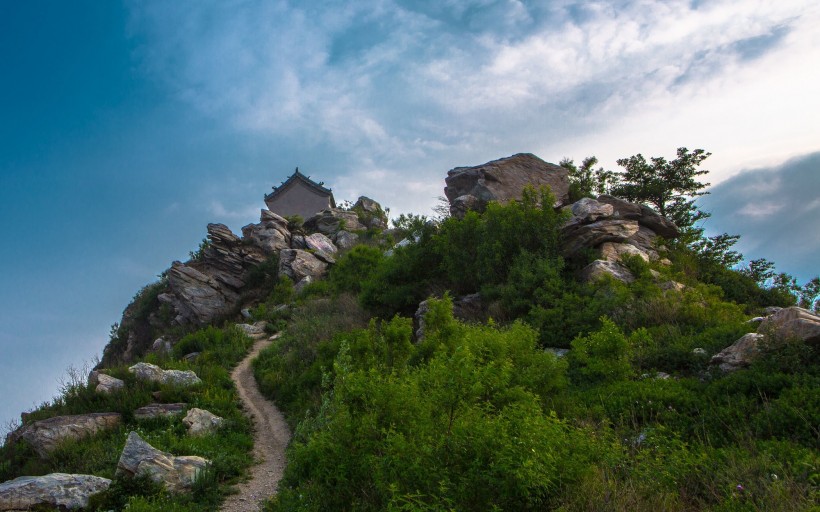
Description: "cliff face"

(100, 198), (386, 367)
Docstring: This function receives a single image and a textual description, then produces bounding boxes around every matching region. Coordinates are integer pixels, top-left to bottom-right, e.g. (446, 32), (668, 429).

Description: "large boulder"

(129, 362), (202, 387)
(568, 197), (614, 223)
(710, 333), (764, 372)
(444, 153), (571, 217)
(561, 219), (640, 258)
(87, 371), (125, 395)
(304, 209), (365, 235)
(278, 249), (328, 282)
(0, 473), (111, 511)
(5, 413), (122, 458)
(579, 260), (636, 284)
(160, 262), (237, 326)
(334, 230), (359, 250)
(596, 195), (680, 238)
(599, 241), (649, 263)
(235, 321), (268, 337)
(352, 196), (388, 229)
(182, 408), (224, 437)
(758, 307), (820, 345)
(304, 233), (338, 255)
(241, 210), (291, 254)
(116, 432), (209, 493)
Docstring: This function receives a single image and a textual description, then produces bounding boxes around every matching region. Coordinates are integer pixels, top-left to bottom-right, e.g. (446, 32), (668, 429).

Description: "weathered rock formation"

(560, 196), (680, 283)
(278, 249), (328, 282)
(711, 307), (820, 372)
(87, 371), (125, 395)
(182, 408), (224, 437)
(304, 208), (365, 234)
(129, 362), (202, 387)
(0, 473), (111, 511)
(116, 431), (209, 493)
(5, 413), (122, 458)
(444, 153), (571, 217)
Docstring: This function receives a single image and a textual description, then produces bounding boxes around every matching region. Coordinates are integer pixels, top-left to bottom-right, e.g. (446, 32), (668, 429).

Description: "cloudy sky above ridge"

(1, 0), (818, 432)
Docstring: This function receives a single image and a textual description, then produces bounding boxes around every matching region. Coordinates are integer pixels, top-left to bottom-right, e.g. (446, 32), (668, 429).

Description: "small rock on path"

(221, 334), (291, 512)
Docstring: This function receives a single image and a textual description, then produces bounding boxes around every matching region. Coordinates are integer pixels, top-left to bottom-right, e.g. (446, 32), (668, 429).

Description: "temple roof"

(264, 168), (334, 203)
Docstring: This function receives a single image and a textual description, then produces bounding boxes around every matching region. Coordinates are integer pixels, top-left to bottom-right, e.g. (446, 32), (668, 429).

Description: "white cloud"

(127, 0), (820, 215)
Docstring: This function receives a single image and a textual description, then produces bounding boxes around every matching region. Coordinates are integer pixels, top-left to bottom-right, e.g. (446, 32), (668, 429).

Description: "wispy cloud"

(126, 0), (820, 214)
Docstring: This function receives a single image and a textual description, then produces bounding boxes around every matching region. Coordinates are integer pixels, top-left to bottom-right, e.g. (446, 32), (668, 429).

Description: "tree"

(613, 147), (711, 231)
(559, 156), (618, 201)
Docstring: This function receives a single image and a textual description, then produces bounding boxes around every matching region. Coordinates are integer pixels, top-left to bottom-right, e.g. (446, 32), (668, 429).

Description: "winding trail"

(221, 334), (291, 512)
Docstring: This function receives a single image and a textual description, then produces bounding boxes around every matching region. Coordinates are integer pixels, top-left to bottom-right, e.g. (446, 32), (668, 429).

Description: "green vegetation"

(0, 326), (256, 511)
(252, 150), (818, 511)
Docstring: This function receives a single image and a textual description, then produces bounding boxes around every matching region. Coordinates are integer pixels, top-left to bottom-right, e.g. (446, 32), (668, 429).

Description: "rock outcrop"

(559, 196), (680, 283)
(444, 153), (571, 217)
(352, 196), (388, 229)
(0, 473), (111, 511)
(5, 413), (122, 458)
(129, 363), (202, 387)
(116, 431), (209, 493)
(710, 333), (764, 372)
(304, 209), (365, 235)
(278, 249), (328, 282)
(711, 307), (820, 373)
(88, 371), (125, 395)
(182, 408), (224, 437)
(759, 307), (820, 345)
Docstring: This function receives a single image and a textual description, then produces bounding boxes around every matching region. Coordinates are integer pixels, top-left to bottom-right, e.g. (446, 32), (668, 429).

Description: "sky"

(1, 0), (818, 434)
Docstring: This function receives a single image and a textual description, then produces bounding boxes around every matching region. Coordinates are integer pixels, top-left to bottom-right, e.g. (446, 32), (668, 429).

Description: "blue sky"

(1, 0), (818, 432)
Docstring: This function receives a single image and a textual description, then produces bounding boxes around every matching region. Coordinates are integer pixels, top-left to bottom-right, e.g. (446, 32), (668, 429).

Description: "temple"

(264, 168), (335, 220)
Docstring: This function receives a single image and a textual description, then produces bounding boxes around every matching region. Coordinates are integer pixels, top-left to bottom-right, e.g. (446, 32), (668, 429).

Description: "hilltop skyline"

(2, 0), (819, 432)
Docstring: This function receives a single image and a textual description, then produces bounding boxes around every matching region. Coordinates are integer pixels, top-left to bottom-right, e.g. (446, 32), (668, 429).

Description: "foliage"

(612, 147), (711, 232)
(329, 245), (385, 294)
(188, 238), (211, 262)
(559, 156), (618, 201)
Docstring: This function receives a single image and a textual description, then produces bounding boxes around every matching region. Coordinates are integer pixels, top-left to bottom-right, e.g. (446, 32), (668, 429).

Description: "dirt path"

(221, 335), (291, 512)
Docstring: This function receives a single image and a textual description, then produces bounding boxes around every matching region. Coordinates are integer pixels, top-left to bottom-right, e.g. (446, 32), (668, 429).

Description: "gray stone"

(5, 413), (122, 458)
(569, 198), (614, 223)
(278, 249), (328, 282)
(599, 241), (649, 263)
(134, 403), (187, 420)
(235, 321), (267, 337)
(240, 308), (252, 320)
(94, 374), (125, 395)
(352, 196), (388, 229)
(692, 348), (708, 356)
(182, 408), (224, 437)
(596, 195), (680, 238)
(304, 209), (365, 235)
(181, 352), (201, 363)
(444, 153), (571, 217)
(116, 431), (209, 493)
(152, 337), (172, 354)
(710, 333), (764, 372)
(294, 276), (313, 293)
(758, 306), (820, 345)
(579, 260), (635, 284)
(562, 219), (640, 258)
(0, 473), (111, 511)
(596, 195), (643, 219)
(333, 230), (359, 250)
(304, 233), (338, 254)
(129, 362), (202, 387)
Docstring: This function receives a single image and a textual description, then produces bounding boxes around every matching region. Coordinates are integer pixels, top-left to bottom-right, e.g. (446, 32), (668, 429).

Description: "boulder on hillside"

(241, 210), (292, 254)
(92, 373), (125, 395)
(134, 403), (187, 420)
(182, 408), (224, 437)
(579, 260), (636, 284)
(235, 321), (267, 337)
(561, 219), (640, 258)
(758, 307), (820, 345)
(5, 413), (122, 458)
(710, 333), (764, 372)
(304, 209), (365, 235)
(352, 196), (388, 229)
(304, 233), (338, 254)
(444, 153), (571, 218)
(334, 230), (359, 250)
(278, 249), (328, 282)
(568, 197), (614, 223)
(160, 262), (237, 326)
(116, 431), (209, 493)
(596, 195), (680, 238)
(0, 473), (111, 511)
(129, 362), (202, 387)
(599, 242), (649, 263)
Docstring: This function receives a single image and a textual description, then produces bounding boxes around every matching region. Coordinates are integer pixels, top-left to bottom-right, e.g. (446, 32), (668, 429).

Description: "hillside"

(1, 151), (818, 511)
